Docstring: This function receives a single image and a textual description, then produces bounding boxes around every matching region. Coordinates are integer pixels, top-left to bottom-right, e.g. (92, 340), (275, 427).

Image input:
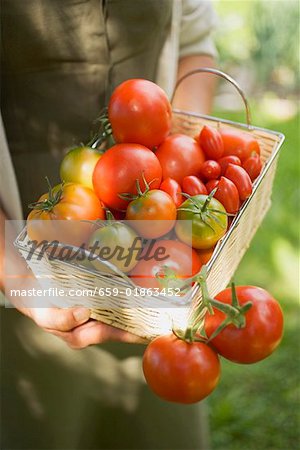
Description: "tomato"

(242, 153), (263, 181)
(212, 176), (240, 214)
(205, 286), (284, 364)
(155, 134), (205, 184)
(176, 195), (228, 249)
(198, 125), (224, 160)
(126, 190), (177, 239)
(130, 240), (202, 289)
(182, 176), (207, 196)
(218, 155), (241, 176)
(225, 163), (253, 202)
(60, 146), (101, 190)
(93, 144), (162, 210)
(27, 183), (105, 246)
(205, 179), (219, 193)
(220, 128), (260, 162)
(160, 178), (183, 207)
(89, 221), (141, 273)
(201, 160), (221, 180)
(108, 79), (172, 148)
(197, 247), (214, 265)
(143, 335), (221, 403)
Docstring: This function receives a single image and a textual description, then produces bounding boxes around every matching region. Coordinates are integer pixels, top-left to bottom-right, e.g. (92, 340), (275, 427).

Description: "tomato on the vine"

(92, 143), (162, 210)
(198, 125), (224, 160)
(176, 194), (228, 249)
(160, 178), (183, 207)
(143, 334), (221, 403)
(126, 190), (177, 239)
(108, 79), (172, 148)
(205, 286), (284, 364)
(155, 134), (205, 184)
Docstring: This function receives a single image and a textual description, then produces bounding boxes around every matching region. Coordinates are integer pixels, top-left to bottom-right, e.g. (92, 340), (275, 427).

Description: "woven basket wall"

(14, 110), (284, 341)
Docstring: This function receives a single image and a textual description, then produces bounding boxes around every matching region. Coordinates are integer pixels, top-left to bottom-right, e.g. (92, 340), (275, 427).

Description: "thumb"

(30, 307), (91, 332)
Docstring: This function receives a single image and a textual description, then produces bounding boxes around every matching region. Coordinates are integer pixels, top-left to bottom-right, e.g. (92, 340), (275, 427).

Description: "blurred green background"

(206, 1), (300, 449)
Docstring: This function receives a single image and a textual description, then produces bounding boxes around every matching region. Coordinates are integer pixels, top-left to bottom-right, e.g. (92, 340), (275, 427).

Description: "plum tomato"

(218, 155), (241, 176)
(242, 153), (263, 181)
(225, 163), (253, 202)
(182, 176), (207, 196)
(160, 178), (183, 207)
(220, 128), (260, 162)
(198, 125), (224, 160)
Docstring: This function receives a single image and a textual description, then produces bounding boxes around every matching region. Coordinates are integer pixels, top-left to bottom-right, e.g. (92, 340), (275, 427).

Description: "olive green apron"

(1, 1), (209, 448)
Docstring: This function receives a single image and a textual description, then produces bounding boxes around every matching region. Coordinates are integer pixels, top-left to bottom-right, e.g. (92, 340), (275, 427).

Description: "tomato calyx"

(168, 266), (253, 344)
(119, 172), (158, 201)
(88, 108), (115, 150)
(28, 177), (64, 212)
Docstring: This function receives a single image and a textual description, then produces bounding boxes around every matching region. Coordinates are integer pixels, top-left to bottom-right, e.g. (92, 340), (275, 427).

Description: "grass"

(206, 106), (300, 450)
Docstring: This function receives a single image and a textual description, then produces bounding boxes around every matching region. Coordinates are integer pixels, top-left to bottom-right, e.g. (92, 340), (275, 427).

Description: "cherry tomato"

(242, 153), (263, 181)
(108, 79), (172, 148)
(182, 176), (207, 196)
(60, 146), (102, 190)
(160, 178), (183, 207)
(198, 125), (224, 159)
(176, 195), (228, 249)
(212, 176), (240, 214)
(205, 286), (284, 364)
(27, 183), (105, 246)
(143, 335), (221, 403)
(93, 144), (162, 210)
(126, 190), (177, 239)
(130, 240), (202, 289)
(220, 128), (260, 162)
(201, 160), (221, 180)
(89, 222), (141, 273)
(155, 134), (205, 184)
(225, 163), (253, 202)
(206, 179), (219, 193)
(218, 155), (241, 176)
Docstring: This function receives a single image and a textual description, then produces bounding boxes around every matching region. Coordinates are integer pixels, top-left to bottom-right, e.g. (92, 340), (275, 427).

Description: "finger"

(31, 307), (91, 332)
(48, 320), (147, 349)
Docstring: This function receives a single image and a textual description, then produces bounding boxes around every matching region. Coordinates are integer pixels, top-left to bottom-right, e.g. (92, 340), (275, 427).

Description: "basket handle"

(171, 67), (252, 127)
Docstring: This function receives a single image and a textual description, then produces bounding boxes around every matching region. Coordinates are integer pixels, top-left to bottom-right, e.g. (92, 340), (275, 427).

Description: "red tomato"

(155, 134), (205, 184)
(126, 190), (177, 239)
(27, 183), (105, 246)
(225, 163), (253, 202)
(197, 247), (215, 265)
(212, 176), (240, 214)
(108, 79), (172, 148)
(220, 128), (260, 162)
(182, 176), (207, 196)
(218, 155), (241, 176)
(201, 160), (221, 180)
(130, 240), (202, 289)
(206, 179), (219, 193)
(92, 144), (162, 210)
(143, 335), (221, 403)
(205, 286), (284, 364)
(198, 125), (224, 159)
(243, 153), (263, 181)
(160, 178), (183, 207)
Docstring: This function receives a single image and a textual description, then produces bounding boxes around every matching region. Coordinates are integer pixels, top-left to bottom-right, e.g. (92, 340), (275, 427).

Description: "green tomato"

(88, 222), (142, 273)
(176, 195), (228, 250)
(60, 146), (101, 190)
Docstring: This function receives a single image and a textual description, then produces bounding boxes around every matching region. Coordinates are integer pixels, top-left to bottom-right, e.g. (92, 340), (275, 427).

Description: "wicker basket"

(14, 70), (285, 341)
